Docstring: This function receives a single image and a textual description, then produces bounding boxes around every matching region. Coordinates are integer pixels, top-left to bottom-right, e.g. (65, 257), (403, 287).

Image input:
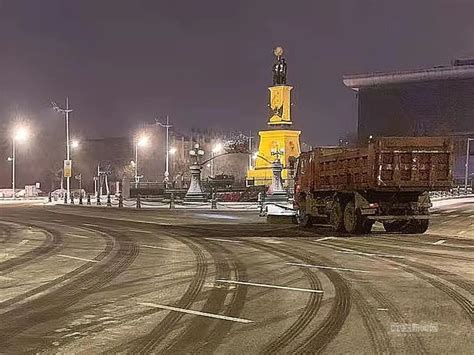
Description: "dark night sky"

(1, 0), (474, 147)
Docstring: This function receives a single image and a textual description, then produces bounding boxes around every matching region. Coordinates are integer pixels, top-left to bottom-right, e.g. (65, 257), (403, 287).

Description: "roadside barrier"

(169, 193), (175, 209)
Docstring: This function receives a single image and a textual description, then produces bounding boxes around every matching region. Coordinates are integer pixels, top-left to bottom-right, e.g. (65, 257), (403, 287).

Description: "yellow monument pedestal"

(246, 47), (301, 186)
(247, 129), (301, 185)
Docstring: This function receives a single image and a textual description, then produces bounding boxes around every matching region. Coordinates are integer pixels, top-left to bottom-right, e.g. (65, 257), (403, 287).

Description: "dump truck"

(293, 137), (453, 234)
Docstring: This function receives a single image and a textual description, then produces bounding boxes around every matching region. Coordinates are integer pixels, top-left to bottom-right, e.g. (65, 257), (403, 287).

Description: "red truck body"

(294, 137), (453, 234)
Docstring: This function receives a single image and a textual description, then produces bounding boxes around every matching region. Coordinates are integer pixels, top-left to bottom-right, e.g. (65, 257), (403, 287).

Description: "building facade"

(343, 60), (474, 181)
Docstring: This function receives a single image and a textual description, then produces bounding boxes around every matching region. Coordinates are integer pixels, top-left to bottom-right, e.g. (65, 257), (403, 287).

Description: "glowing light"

(13, 126), (29, 142)
(169, 147), (177, 155)
(212, 143), (223, 154)
(71, 139), (80, 149)
(137, 135), (149, 147)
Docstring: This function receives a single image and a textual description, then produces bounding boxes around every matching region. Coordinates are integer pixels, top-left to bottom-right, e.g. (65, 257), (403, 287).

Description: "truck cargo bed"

(309, 137), (452, 192)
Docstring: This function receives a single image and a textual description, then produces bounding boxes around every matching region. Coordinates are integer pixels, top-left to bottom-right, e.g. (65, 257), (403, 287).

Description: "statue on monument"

(272, 46), (287, 86)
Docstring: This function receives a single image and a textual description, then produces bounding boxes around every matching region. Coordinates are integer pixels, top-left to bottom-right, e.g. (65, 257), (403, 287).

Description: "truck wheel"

(415, 219), (429, 233)
(298, 213), (313, 228)
(401, 220), (430, 234)
(362, 220), (374, 234)
(383, 221), (404, 233)
(330, 200), (345, 232)
(343, 201), (363, 234)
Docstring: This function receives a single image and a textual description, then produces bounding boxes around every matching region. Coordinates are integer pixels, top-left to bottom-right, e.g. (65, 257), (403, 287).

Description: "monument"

(246, 47), (301, 186)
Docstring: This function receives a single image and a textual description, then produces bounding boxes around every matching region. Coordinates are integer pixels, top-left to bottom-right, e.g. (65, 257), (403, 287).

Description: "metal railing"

(429, 186), (473, 200)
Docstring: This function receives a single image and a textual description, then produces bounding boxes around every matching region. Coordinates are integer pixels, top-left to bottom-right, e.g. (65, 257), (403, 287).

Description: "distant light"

(212, 143), (223, 153)
(252, 152), (259, 159)
(206, 163), (211, 168)
(194, 143), (200, 149)
(137, 135), (149, 147)
(169, 147), (177, 155)
(13, 126), (29, 142)
(130, 160), (136, 167)
(7, 157), (13, 162)
(190, 150), (196, 156)
(198, 149), (205, 156)
(71, 139), (80, 149)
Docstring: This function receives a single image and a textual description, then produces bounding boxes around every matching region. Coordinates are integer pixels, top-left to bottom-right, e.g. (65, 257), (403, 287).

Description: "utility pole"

(11, 139), (16, 199)
(9, 127), (29, 199)
(135, 142), (139, 187)
(52, 98), (73, 201)
(155, 116), (172, 186)
(465, 138), (473, 193)
(248, 130), (253, 170)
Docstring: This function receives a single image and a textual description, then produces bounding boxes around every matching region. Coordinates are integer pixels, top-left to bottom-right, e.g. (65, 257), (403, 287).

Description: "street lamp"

(185, 143), (206, 201)
(465, 138), (474, 193)
(135, 135), (150, 187)
(52, 98), (73, 201)
(9, 126), (30, 199)
(155, 116), (172, 185)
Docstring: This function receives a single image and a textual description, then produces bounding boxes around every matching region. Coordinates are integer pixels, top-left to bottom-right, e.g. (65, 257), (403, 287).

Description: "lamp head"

(137, 135), (149, 147)
(13, 126), (29, 142)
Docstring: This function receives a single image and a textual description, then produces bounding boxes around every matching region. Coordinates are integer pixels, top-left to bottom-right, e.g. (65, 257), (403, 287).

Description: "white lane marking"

(377, 308), (389, 311)
(142, 245), (180, 252)
(314, 237), (335, 242)
(458, 230), (467, 235)
(62, 332), (82, 338)
(448, 214), (459, 218)
(337, 250), (405, 259)
(137, 302), (253, 323)
(216, 279), (324, 293)
(263, 238), (283, 244)
(54, 328), (70, 333)
(18, 239), (29, 246)
(204, 238), (242, 244)
(67, 233), (89, 239)
(286, 262), (370, 273)
(0, 275), (14, 281)
(433, 239), (446, 245)
(82, 223), (99, 228)
(56, 254), (99, 263)
(129, 229), (153, 234)
(196, 214), (240, 220)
